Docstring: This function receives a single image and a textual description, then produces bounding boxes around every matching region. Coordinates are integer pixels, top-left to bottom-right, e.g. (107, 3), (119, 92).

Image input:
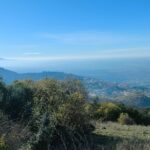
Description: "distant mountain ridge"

(1, 67), (150, 108)
(0, 68), (80, 84)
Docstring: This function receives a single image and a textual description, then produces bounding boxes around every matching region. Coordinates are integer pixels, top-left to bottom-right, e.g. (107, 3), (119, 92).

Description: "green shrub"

(29, 79), (93, 150)
(0, 136), (9, 150)
(118, 113), (135, 125)
(84, 101), (101, 119)
(3, 80), (34, 120)
(96, 102), (123, 121)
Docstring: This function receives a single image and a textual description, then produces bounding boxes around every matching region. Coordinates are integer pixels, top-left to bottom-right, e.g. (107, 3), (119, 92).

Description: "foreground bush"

(0, 79), (93, 150)
(28, 79), (93, 150)
(0, 78), (150, 150)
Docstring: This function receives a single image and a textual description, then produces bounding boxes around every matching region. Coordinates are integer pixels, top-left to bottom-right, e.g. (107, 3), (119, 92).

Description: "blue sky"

(0, 0), (150, 71)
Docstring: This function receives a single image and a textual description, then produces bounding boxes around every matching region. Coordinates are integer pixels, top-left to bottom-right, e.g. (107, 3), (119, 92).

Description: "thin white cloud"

(0, 58), (8, 61)
(1, 44), (39, 50)
(23, 52), (41, 56)
(6, 47), (150, 61)
(40, 31), (150, 45)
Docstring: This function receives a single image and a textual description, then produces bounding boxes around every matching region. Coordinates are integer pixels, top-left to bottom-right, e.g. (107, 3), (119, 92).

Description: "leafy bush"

(3, 80), (34, 120)
(126, 107), (150, 125)
(29, 79), (93, 150)
(96, 102), (123, 121)
(0, 136), (9, 150)
(118, 113), (135, 125)
(84, 101), (101, 119)
(0, 79), (7, 110)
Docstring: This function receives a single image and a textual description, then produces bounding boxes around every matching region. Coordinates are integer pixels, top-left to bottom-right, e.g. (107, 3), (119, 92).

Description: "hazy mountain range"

(0, 67), (80, 84)
(1, 67), (150, 108)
